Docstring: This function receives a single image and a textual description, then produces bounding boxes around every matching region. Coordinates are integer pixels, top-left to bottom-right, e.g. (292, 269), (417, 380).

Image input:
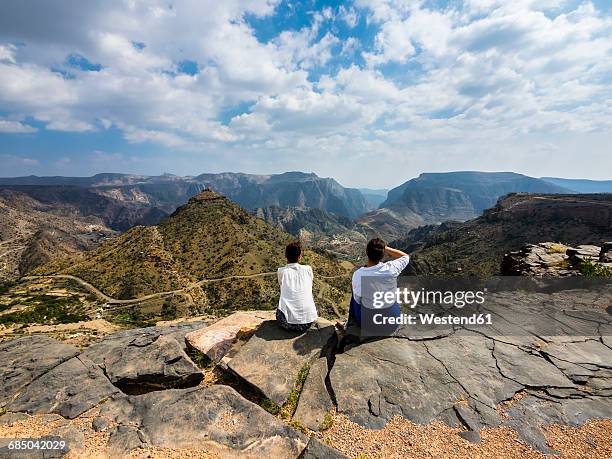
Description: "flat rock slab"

(330, 338), (466, 429)
(83, 322), (205, 390)
(228, 319), (335, 405)
(293, 357), (334, 431)
(99, 385), (307, 458)
(185, 311), (274, 366)
(0, 336), (79, 405)
(7, 355), (120, 419)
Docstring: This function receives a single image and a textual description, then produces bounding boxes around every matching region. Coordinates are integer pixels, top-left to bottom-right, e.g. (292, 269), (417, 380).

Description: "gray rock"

(458, 430), (481, 444)
(101, 385), (307, 458)
(0, 336), (79, 404)
(85, 333), (202, 391)
(228, 319), (335, 405)
(48, 425), (85, 455)
(293, 357), (334, 431)
(7, 355), (120, 419)
(492, 341), (574, 388)
(0, 412), (30, 425)
(91, 416), (110, 432)
(503, 394), (612, 453)
(330, 338), (465, 429)
(298, 437), (348, 459)
(424, 334), (523, 410)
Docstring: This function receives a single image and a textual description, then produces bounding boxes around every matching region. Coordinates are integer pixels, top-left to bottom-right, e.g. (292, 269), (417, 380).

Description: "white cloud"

(0, 119), (37, 133)
(0, 0), (610, 185)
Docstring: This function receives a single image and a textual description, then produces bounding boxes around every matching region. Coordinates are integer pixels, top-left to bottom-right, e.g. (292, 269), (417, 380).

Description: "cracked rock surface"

(99, 385), (307, 457)
(7, 355), (120, 419)
(326, 286), (612, 453)
(0, 336), (80, 405)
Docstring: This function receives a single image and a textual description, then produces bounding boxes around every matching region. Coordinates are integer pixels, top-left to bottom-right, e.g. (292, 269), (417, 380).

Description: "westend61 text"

(372, 313), (493, 326)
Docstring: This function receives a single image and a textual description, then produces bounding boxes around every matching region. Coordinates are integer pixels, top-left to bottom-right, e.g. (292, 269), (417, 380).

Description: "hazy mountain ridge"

(394, 193), (612, 275)
(0, 171), (370, 219)
(541, 177), (612, 193)
(381, 172), (572, 224)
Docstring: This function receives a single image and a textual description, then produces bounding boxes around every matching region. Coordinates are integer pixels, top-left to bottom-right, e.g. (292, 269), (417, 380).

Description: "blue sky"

(0, 0), (611, 187)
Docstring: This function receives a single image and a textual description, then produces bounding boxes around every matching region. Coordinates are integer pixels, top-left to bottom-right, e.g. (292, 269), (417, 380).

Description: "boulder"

(99, 385), (307, 458)
(7, 355), (120, 419)
(185, 311), (274, 367)
(0, 336), (79, 404)
(228, 319), (335, 405)
(82, 323), (205, 391)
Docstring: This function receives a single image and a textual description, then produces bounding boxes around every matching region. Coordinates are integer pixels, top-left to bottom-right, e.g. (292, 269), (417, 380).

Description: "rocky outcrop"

(0, 336), (80, 405)
(99, 385), (307, 457)
(185, 311), (274, 367)
(501, 242), (612, 275)
(83, 322), (205, 391)
(228, 319), (336, 406)
(7, 355), (120, 419)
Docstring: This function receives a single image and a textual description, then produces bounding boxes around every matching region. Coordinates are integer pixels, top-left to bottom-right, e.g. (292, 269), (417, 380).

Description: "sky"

(0, 0), (611, 188)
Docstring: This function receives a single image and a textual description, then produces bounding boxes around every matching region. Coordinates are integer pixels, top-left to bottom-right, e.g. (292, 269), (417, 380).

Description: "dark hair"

(366, 238), (386, 263)
(285, 241), (302, 263)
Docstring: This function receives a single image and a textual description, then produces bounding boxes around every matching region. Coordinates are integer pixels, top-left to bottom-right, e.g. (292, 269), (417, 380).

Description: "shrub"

(579, 257), (612, 277)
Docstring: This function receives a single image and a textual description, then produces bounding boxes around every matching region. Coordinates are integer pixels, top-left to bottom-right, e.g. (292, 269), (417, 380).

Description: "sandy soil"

(316, 413), (612, 459)
(1, 409), (610, 458)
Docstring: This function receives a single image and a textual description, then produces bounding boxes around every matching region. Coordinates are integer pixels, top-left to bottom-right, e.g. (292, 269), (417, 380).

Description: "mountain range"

(0, 171), (370, 219)
(394, 192), (612, 275)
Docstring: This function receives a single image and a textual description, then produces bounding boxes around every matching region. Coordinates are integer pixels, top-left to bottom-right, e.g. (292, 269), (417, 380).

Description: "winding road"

(23, 271), (350, 307)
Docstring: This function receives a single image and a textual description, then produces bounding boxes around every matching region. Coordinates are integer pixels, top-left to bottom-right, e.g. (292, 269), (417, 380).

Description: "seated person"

(347, 238), (410, 332)
(276, 241), (317, 332)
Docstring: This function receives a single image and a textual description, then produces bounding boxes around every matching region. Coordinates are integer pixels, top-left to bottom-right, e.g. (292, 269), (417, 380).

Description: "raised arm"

(384, 246), (409, 259)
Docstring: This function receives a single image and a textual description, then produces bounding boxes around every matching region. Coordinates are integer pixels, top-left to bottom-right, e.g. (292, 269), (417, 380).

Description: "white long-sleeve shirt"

(277, 263), (318, 324)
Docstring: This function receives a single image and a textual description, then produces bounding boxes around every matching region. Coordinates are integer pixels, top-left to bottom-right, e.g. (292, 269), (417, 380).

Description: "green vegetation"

(261, 399), (281, 415)
(187, 348), (215, 370)
(0, 280), (16, 295)
(579, 257), (612, 277)
(0, 294), (89, 326)
(0, 407), (6, 417)
(280, 363), (310, 420)
(319, 412), (334, 431)
(108, 308), (157, 328)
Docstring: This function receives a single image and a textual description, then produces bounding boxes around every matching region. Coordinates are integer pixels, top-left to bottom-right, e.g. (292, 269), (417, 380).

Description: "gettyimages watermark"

(354, 276), (612, 338)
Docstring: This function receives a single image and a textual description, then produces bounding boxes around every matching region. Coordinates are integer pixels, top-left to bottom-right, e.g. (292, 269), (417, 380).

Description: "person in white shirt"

(276, 241), (318, 332)
(347, 238), (410, 329)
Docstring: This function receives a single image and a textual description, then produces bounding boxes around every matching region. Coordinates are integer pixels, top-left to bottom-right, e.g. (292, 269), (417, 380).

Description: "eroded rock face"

(502, 242), (612, 275)
(82, 321), (205, 391)
(7, 355), (120, 419)
(99, 385), (307, 458)
(228, 319), (336, 405)
(0, 336), (80, 405)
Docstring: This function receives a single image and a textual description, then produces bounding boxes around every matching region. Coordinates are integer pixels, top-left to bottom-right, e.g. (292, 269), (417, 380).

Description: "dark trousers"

(276, 309), (313, 333)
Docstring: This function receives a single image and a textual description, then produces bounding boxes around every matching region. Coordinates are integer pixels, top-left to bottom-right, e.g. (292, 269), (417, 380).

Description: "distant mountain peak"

(188, 188), (224, 203)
